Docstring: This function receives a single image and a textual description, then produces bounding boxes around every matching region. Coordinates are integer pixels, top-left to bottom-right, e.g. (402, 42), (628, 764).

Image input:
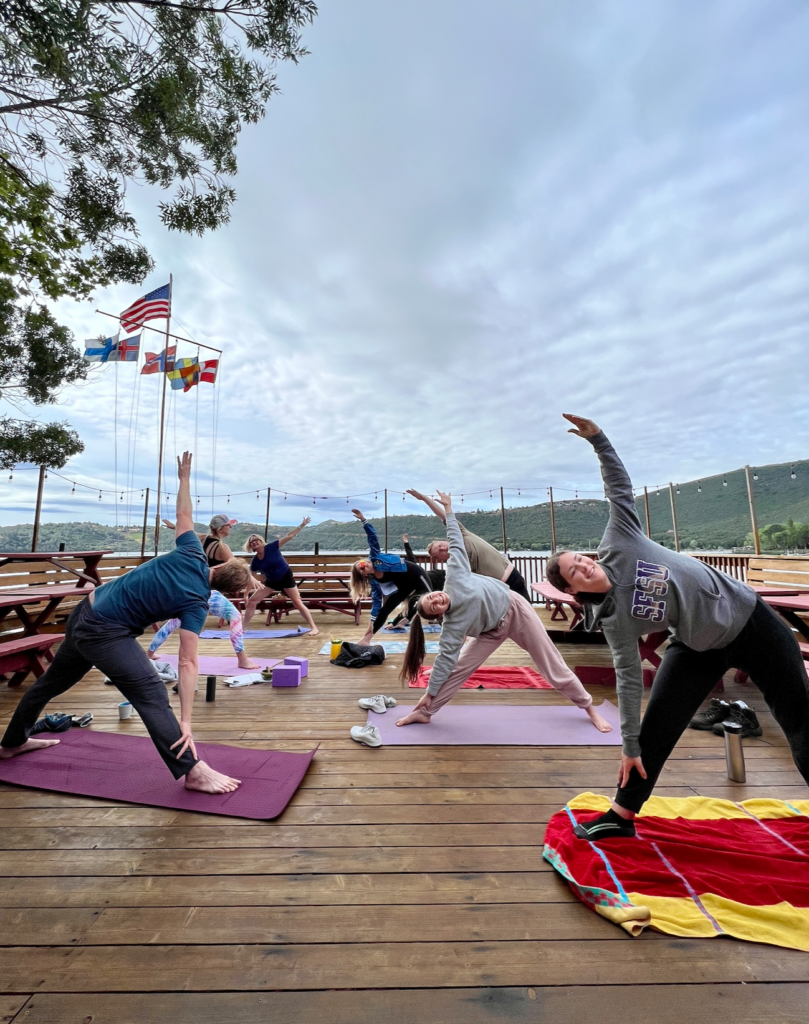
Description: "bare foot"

(396, 708), (432, 727)
(147, 649), (159, 661)
(585, 705), (612, 733)
(184, 760), (242, 794)
(237, 657), (261, 670)
(308, 626), (319, 636)
(0, 737), (61, 759)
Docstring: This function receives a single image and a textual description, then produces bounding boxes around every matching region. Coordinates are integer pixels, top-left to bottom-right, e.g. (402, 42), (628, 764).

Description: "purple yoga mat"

(200, 628), (309, 640)
(0, 729), (316, 820)
(370, 700), (622, 745)
(161, 655), (282, 676)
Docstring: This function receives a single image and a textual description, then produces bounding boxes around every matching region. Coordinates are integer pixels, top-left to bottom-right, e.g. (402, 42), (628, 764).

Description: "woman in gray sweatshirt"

(546, 414), (809, 840)
(395, 490), (613, 734)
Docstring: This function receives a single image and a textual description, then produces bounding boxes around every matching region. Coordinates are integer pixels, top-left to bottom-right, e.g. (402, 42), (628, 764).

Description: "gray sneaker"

(358, 695), (387, 714)
(350, 724), (382, 747)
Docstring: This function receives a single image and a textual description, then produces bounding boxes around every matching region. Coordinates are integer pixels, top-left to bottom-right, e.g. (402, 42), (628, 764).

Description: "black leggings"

(1, 599), (198, 780)
(616, 597), (809, 813)
(505, 567), (531, 603)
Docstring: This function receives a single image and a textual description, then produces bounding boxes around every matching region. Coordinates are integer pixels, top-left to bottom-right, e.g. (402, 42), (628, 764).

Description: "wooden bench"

(0, 633), (63, 686)
(747, 556), (809, 594)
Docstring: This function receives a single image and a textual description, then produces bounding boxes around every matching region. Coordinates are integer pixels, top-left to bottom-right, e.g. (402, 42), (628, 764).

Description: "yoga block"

(272, 665), (301, 688)
(284, 656), (308, 678)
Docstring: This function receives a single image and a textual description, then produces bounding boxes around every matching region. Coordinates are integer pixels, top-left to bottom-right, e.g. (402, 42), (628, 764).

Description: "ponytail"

(399, 614), (426, 685)
(350, 563), (371, 603)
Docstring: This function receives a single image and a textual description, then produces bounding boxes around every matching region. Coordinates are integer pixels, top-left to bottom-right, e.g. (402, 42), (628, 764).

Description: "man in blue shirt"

(0, 453), (251, 795)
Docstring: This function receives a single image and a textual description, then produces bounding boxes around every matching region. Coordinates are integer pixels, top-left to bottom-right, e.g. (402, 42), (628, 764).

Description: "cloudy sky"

(10, 0), (809, 526)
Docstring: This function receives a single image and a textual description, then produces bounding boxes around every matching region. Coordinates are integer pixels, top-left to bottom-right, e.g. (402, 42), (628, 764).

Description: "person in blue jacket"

(349, 509), (432, 643)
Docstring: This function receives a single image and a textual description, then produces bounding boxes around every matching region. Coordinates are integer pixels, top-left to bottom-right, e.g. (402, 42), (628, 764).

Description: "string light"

(71, 483), (75, 494)
(752, 470), (758, 481)
(791, 465), (797, 480)
(227, 495), (230, 503)
(284, 493), (287, 500)
(98, 490), (102, 501)
(675, 485), (680, 495)
(8, 472), (12, 481)
(313, 497), (316, 505)
(697, 481), (702, 492)
(723, 476), (727, 487)
(120, 492), (124, 502)
(256, 491), (259, 500)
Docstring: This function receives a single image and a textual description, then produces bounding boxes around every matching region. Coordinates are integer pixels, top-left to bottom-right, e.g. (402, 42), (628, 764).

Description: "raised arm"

(563, 414), (642, 536)
(279, 516), (311, 548)
(403, 534), (415, 561)
(406, 489), (447, 524)
(437, 491), (471, 575)
(352, 509), (381, 558)
(174, 453), (195, 537)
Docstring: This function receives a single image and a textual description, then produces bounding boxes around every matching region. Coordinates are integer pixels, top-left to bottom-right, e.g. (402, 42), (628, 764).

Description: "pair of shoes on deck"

(689, 698), (762, 738)
(357, 694), (397, 714)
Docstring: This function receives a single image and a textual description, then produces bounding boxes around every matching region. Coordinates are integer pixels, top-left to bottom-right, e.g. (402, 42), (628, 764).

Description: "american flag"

(120, 283), (171, 333)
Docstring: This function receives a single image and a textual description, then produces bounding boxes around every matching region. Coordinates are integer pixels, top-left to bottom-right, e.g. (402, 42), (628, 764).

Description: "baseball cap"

(209, 514), (237, 531)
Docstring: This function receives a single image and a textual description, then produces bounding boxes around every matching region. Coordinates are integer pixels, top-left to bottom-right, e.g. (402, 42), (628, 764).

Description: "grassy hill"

(3, 458), (809, 554)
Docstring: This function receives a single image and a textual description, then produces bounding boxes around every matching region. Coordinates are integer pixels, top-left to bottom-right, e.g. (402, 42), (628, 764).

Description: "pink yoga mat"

(369, 700), (622, 745)
(161, 655), (282, 676)
(0, 729), (315, 819)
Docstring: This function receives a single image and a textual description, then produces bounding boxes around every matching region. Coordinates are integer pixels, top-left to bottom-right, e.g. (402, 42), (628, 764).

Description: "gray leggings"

(1, 598), (198, 779)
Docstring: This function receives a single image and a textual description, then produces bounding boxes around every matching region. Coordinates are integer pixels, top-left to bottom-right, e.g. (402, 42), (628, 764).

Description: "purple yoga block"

(283, 656), (308, 678)
(272, 665), (301, 688)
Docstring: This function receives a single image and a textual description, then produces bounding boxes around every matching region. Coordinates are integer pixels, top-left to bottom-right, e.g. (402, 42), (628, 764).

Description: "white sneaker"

(383, 695), (397, 708)
(358, 695), (387, 714)
(350, 724), (382, 747)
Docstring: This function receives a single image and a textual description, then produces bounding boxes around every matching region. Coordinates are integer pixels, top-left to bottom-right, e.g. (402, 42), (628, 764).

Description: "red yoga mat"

(0, 729), (315, 820)
(410, 665), (553, 689)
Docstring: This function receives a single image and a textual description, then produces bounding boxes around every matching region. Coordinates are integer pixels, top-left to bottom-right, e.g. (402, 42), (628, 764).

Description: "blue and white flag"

(84, 333), (119, 362)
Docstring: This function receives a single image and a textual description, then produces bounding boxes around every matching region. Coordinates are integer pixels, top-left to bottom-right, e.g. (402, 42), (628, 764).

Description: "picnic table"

(532, 581), (584, 628)
(762, 593), (809, 643)
(0, 584), (95, 637)
(0, 550), (112, 587)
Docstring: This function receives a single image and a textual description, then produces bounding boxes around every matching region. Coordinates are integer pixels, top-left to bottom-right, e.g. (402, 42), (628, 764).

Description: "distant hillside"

(3, 457), (809, 553)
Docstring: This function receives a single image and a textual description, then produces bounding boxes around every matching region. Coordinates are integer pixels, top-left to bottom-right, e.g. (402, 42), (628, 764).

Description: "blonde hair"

(246, 533), (265, 550)
(426, 540), (444, 556)
(350, 562), (371, 603)
(209, 558), (251, 597)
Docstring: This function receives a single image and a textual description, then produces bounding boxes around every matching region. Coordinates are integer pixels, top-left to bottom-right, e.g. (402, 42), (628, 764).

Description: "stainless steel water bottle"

(724, 721), (746, 783)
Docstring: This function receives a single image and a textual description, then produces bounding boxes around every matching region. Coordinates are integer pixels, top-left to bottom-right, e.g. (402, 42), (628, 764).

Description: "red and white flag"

(200, 359), (219, 384)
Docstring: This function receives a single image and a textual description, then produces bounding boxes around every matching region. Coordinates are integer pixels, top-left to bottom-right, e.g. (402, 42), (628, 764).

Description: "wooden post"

(668, 483), (680, 552)
(31, 465), (46, 552)
(153, 274), (173, 555)
(500, 486), (507, 554)
(384, 489), (388, 552)
(140, 488), (150, 558)
(643, 486), (652, 538)
(548, 487), (557, 553)
(745, 465), (761, 555)
(264, 487), (271, 541)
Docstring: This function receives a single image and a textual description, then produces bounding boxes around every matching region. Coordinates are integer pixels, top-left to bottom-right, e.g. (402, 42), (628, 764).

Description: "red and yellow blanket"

(544, 792), (809, 950)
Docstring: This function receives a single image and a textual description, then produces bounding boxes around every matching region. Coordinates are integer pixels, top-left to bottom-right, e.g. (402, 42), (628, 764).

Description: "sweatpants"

(1, 598), (198, 780)
(616, 596), (809, 813)
(427, 592), (593, 714)
(505, 567), (532, 604)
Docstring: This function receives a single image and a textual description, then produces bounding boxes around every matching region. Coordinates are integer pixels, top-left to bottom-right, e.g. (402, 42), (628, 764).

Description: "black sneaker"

(712, 701), (763, 738)
(689, 698), (730, 730)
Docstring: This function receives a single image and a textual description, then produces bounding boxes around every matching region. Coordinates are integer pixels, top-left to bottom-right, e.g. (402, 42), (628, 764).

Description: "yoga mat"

(380, 624), (442, 634)
(161, 655), (282, 676)
(200, 628), (310, 640)
(370, 700), (621, 745)
(0, 729), (316, 820)
(410, 665), (553, 690)
(544, 792), (809, 950)
(318, 640), (440, 656)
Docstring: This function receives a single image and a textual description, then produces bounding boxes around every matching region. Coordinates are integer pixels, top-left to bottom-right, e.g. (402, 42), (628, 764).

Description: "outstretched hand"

(406, 488), (427, 501)
(350, 508), (366, 522)
(299, 516), (312, 529)
(436, 490), (453, 514)
(563, 413), (600, 439)
(177, 451), (193, 480)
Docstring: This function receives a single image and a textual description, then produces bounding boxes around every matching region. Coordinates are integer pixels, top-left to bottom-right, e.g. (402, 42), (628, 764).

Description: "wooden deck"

(0, 607), (807, 1023)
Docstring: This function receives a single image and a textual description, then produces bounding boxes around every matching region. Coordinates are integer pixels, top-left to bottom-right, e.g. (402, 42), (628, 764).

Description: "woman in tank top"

(162, 513), (236, 567)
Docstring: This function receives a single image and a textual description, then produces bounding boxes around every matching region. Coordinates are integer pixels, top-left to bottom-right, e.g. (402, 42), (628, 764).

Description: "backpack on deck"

(331, 642), (386, 668)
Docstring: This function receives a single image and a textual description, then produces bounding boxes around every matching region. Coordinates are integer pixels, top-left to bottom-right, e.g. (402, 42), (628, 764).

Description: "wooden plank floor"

(0, 608), (807, 1023)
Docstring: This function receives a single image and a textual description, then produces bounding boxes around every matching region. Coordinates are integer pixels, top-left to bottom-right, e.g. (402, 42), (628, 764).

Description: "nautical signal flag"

(120, 283), (171, 333)
(141, 346), (177, 375)
(168, 357), (199, 391)
(200, 359), (219, 384)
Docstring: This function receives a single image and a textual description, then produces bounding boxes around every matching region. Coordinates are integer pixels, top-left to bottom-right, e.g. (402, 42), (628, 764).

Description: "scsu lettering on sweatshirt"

(631, 559), (669, 622)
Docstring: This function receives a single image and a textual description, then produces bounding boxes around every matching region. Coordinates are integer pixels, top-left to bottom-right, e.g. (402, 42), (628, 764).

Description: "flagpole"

(153, 274), (172, 556)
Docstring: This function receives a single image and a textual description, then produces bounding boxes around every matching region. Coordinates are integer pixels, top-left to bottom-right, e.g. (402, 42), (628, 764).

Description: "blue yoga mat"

(319, 639), (441, 655)
(201, 628), (310, 640)
(380, 624), (442, 634)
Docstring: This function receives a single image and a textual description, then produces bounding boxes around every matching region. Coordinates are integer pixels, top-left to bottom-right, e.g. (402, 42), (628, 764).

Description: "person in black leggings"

(545, 414), (809, 840)
(387, 534), (446, 628)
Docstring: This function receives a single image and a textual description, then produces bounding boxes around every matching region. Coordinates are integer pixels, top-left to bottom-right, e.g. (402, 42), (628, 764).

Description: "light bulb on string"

(374, 492), (377, 501)
(723, 476), (727, 487)
(791, 465), (797, 480)
(120, 492), (123, 502)
(256, 491), (259, 500)
(71, 483), (75, 494)
(752, 470), (758, 481)
(284, 493), (287, 500)
(227, 495), (230, 504)
(313, 497), (316, 505)
(676, 485), (680, 495)
(98, 491), (102, 501)
(697, 481), (702, 492)
(461, 495), (464, 503)
(8, 472), (12, 481)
